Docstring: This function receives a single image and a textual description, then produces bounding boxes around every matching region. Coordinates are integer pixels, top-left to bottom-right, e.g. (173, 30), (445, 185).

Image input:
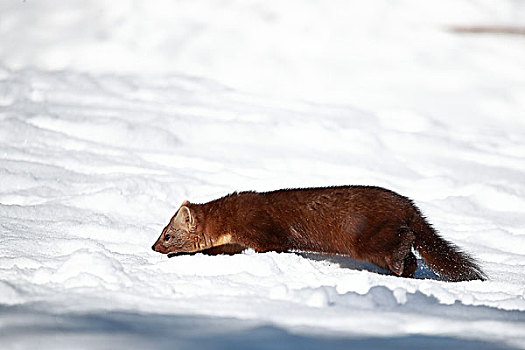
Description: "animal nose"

(151, 245), (156, 251)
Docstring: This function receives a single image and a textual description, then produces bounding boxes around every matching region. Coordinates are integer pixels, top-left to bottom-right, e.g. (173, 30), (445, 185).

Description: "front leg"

(168, 243), (247, 257)
(203, 243), (247, 255)
(229, 216), (291, 253)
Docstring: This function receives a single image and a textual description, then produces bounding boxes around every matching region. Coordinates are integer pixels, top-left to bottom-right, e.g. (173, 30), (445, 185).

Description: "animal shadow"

(297, 251), (445, 281)
(167, 248), (444, 280)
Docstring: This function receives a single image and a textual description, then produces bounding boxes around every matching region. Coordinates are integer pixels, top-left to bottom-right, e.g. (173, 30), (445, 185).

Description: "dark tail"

(409, 211), (487, 281)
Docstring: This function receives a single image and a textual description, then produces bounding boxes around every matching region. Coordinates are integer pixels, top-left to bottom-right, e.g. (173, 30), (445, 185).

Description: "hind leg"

(400, 251), (417, 278)
(384, 227), (416, 277)
(355, 225), (416, 277)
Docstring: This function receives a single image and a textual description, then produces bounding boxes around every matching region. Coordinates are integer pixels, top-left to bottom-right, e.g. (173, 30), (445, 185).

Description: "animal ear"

(173, 205), (195, 231)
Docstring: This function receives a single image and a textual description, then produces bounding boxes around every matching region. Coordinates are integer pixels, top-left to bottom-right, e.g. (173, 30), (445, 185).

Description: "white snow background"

(1, 0), (525, 349)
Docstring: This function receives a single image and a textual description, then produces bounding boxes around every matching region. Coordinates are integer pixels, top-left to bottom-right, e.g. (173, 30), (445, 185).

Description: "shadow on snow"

(0, 305), (518, 350)
(298, 252), (443, 280)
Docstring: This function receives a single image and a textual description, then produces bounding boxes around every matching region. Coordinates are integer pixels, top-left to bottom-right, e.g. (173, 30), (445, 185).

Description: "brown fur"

(152, 186), (486, 281)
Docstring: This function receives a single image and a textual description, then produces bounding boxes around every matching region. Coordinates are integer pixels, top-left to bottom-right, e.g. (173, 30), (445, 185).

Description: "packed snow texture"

(1, 0), (525, 349)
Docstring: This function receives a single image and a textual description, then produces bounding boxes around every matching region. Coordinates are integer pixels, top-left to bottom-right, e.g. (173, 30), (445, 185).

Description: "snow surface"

(1, 0), (525, 349)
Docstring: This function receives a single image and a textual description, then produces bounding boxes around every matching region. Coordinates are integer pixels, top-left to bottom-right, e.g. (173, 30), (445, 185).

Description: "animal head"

(152, 201), (199, 255)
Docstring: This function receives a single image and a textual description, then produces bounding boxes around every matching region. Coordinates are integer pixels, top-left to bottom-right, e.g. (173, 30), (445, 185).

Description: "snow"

(1, 0), (525, 349)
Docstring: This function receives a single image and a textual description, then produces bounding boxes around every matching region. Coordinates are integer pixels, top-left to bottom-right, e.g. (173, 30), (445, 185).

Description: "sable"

(152, 186), (486, 281)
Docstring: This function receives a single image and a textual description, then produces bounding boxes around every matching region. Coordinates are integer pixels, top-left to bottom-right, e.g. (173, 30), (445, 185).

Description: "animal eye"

(165, 234), (171, 241)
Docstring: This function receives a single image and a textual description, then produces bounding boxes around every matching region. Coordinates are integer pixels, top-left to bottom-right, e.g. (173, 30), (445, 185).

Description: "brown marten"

(152, 186), (486, 281)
